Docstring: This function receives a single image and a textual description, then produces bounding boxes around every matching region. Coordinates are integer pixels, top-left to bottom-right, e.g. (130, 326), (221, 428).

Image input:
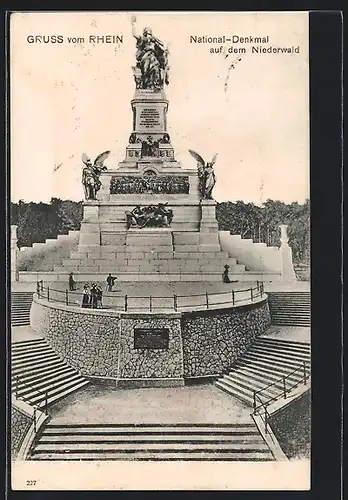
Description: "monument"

(61, 19), (236, 281)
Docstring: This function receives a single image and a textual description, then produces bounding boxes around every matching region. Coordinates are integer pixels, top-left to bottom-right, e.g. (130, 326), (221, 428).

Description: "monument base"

(55, 197), (240, 277)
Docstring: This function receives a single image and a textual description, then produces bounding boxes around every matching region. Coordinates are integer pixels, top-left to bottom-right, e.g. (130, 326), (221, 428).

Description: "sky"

(10, 11), (309, 204)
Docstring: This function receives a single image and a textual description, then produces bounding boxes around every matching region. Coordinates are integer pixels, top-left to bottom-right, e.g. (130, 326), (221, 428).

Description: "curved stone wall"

(30, 300), (121, 378)
(181, 301), (271, 377)
(30, 295), (270, 386)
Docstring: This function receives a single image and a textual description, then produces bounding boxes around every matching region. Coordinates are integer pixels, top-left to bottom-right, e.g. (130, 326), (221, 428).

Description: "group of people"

(67, 272), (118, 309)
(81, 274), (117, 308)
(81, 283), (103, 309)
(110, 175), (189, 195)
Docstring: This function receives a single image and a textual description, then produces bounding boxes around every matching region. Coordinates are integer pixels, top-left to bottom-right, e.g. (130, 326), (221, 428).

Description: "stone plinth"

(131, 89), (168, 135)
(59, 189), (228, 277)
(200, 200), (219, 233)
(116, 88), (179, 172)
(78, 205), (101, 249)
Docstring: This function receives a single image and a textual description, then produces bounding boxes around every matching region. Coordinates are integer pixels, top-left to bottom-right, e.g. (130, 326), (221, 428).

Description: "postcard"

(9, 11), (310, 490)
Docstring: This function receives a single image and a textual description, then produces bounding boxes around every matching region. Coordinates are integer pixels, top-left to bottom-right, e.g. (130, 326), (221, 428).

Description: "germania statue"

(81, 151), (110, 200)
(131, 15), (169, 90)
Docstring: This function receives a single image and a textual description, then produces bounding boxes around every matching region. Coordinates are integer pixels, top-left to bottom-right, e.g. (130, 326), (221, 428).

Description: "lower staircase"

(11, 292), (34, 326)
(30, 422), (274, 461)
(216, 337), (311, 406)
(267, 292), (311, 326)
(12, 338), (90, 409)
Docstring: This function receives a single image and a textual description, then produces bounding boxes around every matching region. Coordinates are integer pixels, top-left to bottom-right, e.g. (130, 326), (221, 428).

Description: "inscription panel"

(134, 328), (170, 350)
(137, 107), (163, 132)
(140, 108), (161, 128)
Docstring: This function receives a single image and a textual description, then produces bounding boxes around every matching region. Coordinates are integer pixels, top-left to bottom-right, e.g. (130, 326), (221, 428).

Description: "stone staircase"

(16, 228), (283, 282)
(30, 422), (274, 461)
(11, 292), (33, 326)
(54, 229), (247, 279)
(216, 338), (311, 406)
(219, 231), (281, 273)
(18, 230), (80, 272)
(267, 292), (311, 326)
(12, 338), (90, 409)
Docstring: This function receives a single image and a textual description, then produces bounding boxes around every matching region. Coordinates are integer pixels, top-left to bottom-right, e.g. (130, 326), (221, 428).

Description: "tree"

(11, 199), (83, 248)
(216, 199), (310, 265)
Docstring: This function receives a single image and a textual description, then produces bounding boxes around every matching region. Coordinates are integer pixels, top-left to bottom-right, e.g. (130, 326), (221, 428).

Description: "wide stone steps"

(267, 292), (311, 326)
(12, 338), (90, 409)
(70, 250), (232, 260)
(30, 423), (274, 461)
(18, 231), (80, 272)
(11, 292), (34, 326)
(55, 261), (245, 274)
(216, 338), (311, 407)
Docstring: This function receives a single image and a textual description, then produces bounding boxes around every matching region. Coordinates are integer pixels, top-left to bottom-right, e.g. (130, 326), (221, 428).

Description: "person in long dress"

(81, 284), (90, 308)
(96, 286), (103, 309)
(90, 283), (98, 308)
(222, 265), (231, 283)
(69, 272), (76, 291)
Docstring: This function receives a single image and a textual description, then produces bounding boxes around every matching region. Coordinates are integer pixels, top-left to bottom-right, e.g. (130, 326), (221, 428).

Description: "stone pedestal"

(131, 89), (168, 134)
(200, 200), (219, 233)
(118, 88), (178, 170)
(279, 224), (297, 281)
(11, 225), (18, 282)
(60, 86), (225, 278)
(78, 204), (101, 249)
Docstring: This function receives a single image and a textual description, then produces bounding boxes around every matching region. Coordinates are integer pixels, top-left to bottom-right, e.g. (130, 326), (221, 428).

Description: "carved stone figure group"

(126, 203), (173, 229)
(110, 175), (190, 195)
(132, 17), (169, 91)
(141, 136), (159, 157)
(81, 151), (110, 200)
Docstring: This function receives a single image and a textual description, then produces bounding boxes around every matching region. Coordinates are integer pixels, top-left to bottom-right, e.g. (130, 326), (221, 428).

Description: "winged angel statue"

(188, 150), (218, 200)
(81, 151), (110, 200)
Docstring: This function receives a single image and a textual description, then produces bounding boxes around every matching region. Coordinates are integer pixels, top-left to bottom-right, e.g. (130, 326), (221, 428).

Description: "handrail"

(36, 281), (265, 313)
(254, 361), (307, 396)
(253, 360), (310, 415)
(38, 284), (264, 300)
(13, 374), (49, 414)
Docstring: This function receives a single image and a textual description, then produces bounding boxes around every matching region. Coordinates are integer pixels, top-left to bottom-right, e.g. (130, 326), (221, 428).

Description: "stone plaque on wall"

(134, 328), (170, 349)
(134, 103), (166, 133)
(139, 108), (161, 130)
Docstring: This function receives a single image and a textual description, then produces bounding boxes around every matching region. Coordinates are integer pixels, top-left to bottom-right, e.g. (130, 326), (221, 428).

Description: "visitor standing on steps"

(106, 273), (117, 292)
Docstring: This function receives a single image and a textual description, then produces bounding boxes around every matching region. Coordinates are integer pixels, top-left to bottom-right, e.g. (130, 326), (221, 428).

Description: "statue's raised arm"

(131, 14), (139, 39)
